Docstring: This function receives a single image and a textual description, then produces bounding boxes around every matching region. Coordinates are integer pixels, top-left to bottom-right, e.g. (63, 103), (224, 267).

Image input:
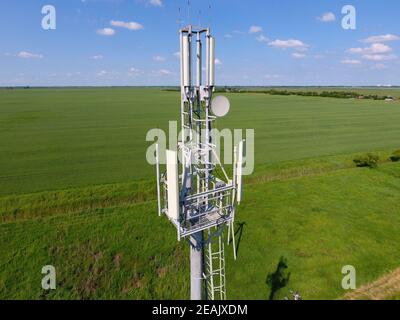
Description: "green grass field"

(1, 88), (400, 196)
(1, 88), (400, 299)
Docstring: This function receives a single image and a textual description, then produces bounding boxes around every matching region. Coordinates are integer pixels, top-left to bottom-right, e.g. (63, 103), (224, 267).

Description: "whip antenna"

(208, 2), (212, 28)
(187, 0), (191, 25)
(198, 10), (201, 29)
(177, 7), (182, 28)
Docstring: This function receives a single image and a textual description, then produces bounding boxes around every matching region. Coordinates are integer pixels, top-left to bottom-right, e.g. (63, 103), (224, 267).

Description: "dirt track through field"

(343, 268), (400, 300)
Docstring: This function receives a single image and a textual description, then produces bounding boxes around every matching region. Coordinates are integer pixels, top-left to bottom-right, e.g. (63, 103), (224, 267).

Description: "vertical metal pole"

(156, 143), (161, 216)
(190, 231), (204, 300)
(196, 31), (202, 207)
(208, 233), (214, 300)
(185, 25), (204, 301)
(180, 31), (186, 172)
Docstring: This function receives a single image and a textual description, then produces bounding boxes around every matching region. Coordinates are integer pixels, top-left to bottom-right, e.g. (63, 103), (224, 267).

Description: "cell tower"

(155, 24), (244, 300)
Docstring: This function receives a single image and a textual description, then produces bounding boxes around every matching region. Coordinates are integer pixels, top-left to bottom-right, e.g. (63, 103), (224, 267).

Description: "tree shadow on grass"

(266, 256), (291, 300)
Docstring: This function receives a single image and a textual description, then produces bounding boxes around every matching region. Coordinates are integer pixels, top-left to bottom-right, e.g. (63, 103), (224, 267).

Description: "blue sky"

(0, 0), (399, 86)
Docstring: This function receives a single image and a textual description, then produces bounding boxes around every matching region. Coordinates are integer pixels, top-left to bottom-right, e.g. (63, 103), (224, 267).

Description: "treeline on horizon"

(163, 87), (397, 101)
(1, 86), (397, 101)
(218, 87), (396, 100)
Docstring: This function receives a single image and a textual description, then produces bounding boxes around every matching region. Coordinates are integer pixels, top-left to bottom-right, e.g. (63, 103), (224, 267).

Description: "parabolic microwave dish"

(211, 95), (230, 117)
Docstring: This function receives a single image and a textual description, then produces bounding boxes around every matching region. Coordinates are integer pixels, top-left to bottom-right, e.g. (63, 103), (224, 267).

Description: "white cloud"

(249, 26), (263, 34)
(362, 34), (400, 43)
(97, 70), (108, 76)
(372, 63), (386, 70)
(341, 59), (361, 65)
(128, 67), (142, 76)
(159, 69), (172, 75)
(348, 43), (392, 55)
(264, 74), (281, 79)
(225, 34), (233, 39)
(91, 54), (103, 60)
(268, 39), (308, 51)
(362, 54), (397, 61)
(292, 53), (306, 59)
(153, 55), (166, 62)
(149, 0), (163, 7)
(110, 20), (144, 31)
(348, 43), (397, 62)
(215, 58), (222, 65)
(97, 28), (115, 36)
(317, 12), (336, 22)
(256, 34), (269, 43)
(173, 52), (180, 58)
(17, 51), (43, 59)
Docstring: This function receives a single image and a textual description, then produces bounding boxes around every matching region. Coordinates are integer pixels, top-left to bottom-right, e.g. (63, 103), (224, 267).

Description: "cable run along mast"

(155, 24), (244, 300)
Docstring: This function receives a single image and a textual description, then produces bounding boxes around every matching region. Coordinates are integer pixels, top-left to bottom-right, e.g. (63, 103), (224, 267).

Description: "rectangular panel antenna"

(209, 37), (215, 86)
(166, 149), (179, 221)
(182, 34), (191, 87)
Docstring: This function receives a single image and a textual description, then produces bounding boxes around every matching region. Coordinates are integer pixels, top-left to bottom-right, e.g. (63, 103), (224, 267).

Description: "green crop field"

(1, 88), (400, 299)
(1, 87), (400, 195)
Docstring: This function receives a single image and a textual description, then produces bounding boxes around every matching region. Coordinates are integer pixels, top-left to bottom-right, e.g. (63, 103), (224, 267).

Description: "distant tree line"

(215, 87), (396, 101)
(161, 87), (396, 101)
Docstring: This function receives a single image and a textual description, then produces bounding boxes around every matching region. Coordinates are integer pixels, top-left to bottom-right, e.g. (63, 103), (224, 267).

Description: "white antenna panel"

(180, 33), (184, 89)
(236, 141), (244, 203)
(209, 36), (215, 86)
(166, 150), (179, 221)
(211, 95), (230, 117)
(182, 34), (191, 87)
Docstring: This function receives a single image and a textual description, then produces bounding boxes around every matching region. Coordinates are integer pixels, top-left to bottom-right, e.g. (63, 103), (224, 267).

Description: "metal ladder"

(205, 231), (226, 300)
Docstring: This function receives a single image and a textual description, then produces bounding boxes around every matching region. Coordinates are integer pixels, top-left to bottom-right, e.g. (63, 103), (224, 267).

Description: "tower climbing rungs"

(205, 230), (227, 300)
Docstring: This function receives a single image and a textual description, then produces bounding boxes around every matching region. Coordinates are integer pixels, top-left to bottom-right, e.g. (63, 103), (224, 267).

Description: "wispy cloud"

(362, 34), (400, 43)
(372, 63), (386, 70)
(317, 12), (336, 23)
(264, 74), (281, 79)
(249, 26), (263, 34)
(292, 53), (306, 59)
(153, 55), (166, 62)
(159, 69), (172, 75)
(362, 54), (397, 61)
(268, 39), (308, 51)
(348, 43), (396, 61)
(128, 67), (142, 76)
(17, 51), (43, 59)
(215, 58), (222, 66)
(148, 0), (163, 7)
(341, 59), (361, 65)
(91, 54), (104, 60)
(348, 43), (392, 55)
(97, 28), (115, 36)
(97, 70), (108, 76)
(110, 20), (144, 31)
(256, 34), (269, 43)
(96, 70), (120, 78)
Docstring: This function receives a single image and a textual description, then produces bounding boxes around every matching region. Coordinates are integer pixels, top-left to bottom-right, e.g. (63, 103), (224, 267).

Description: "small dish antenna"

(211, 95), (230, 117)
